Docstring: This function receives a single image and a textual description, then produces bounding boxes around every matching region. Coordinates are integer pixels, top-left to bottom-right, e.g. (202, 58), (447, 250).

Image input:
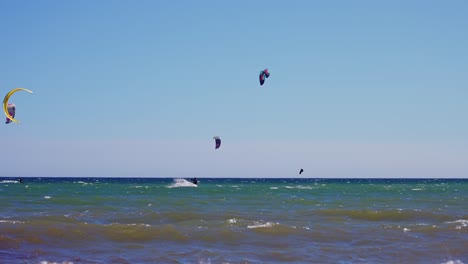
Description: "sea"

(0, 177), (466, 264)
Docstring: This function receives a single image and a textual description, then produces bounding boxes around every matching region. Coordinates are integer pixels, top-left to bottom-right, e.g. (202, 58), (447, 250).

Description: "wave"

(247, 221), (277, 229)
(316, 209), (454, 222)
(0, 220), (25, 224)
(441, 261), (464, 264)
(167, 178), (197, 188)
(246, 221), (302, 236)
(445, 219), (468, 230)
(39, 262), (75, 264)
(285, 185), (317, 190)
(74, 181), (93, 185)
(129, 185), (146, 188)
(445, 220), (468, 226)
(0, 180), (19, 184)
(0, 222), (189, 245)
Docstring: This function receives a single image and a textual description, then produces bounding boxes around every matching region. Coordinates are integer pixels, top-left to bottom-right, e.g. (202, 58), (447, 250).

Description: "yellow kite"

(3, 88), (33, 124)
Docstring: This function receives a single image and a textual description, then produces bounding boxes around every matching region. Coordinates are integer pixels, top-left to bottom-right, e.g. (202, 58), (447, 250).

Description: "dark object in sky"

(299, 169), (304, 175)
(213, 136), (221, 149)
(259, 69), (270, 85)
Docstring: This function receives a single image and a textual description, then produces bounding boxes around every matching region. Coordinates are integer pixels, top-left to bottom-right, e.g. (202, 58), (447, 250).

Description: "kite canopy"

(299, 168), (304, 175)
(3, 88), (33, 124)
(213, 136), (221, 149)
(259, 69), (270, 86)
(5, 103), (15, 124)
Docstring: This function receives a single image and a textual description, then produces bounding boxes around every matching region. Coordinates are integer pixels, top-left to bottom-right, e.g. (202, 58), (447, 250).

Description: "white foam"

(227, 218), (237, 224)
(247, 221), (277, 229)
(109, 223), (151, 227)
(127, 223), (151, 227)
(44, 196), (51, 199)
(0, 220), (25, 224)
(440, 260), (464, 264)
(40, 261), (74, 264)
(167, 178), (197, 188)
(285, 185), (315, 190)
(270, 187), (279, 190)
(0, 180), (18, 184)
(445, 219), (468, 227)
(445, 219), (468, 226)
(74, 181), (92, 185)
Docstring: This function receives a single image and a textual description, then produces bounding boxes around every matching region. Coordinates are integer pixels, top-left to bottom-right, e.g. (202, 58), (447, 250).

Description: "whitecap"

(440, 260), (464, 264)
(247, 221), (277, 229)
(44, 196), (51, 199)
(76, 181), (92, 185)
(109, 223), (151, 227)
(445, 220), (468, 225)
(167, 178), (197, 188)
(270, 187), (278, 190)
(227, 218), (237, 224)
(445, 219), (468, 228)
(0, 180), (18, 184)
(0, 220), (24, 224)
(285, 185), (314, 190)
(128, 223), (151, 227)
(40, 261), (74, 264)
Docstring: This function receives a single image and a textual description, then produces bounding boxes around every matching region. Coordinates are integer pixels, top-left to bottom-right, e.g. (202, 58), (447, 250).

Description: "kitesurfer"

(192, 178), (198, 185)
(18, 178), (23, 183)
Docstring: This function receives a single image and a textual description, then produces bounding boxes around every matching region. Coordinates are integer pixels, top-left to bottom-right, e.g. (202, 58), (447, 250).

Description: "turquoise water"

(0, 178), (467, 263)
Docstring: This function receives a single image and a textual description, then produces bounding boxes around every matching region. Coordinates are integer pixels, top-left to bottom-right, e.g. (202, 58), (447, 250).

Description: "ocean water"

(0, 177), (466, 264)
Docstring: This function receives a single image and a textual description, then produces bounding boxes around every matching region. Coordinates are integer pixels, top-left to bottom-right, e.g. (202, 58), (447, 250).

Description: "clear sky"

(1, 0), (467, 178)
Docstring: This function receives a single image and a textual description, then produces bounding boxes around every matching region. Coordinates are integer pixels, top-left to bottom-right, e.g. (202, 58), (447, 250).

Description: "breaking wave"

(167, 178), (197, 188)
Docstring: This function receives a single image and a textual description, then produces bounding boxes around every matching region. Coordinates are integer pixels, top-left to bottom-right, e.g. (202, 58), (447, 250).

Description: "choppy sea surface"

(0, 177), (466, 264)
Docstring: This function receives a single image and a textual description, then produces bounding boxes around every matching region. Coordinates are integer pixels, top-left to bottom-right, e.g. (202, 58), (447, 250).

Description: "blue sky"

(1, 0), (467, 178)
